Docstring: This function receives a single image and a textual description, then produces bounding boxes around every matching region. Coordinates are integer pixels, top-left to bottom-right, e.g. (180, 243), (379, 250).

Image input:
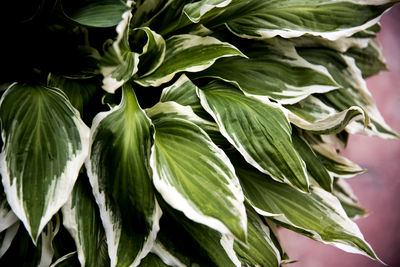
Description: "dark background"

(279, 5), (400, 267)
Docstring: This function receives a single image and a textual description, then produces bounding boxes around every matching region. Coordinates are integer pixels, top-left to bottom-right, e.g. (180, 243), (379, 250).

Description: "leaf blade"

(86, 83), (161, 266)
(198, 81), (309, 192)
(150, 116), (247, 241)
(0, 83), (89, 243)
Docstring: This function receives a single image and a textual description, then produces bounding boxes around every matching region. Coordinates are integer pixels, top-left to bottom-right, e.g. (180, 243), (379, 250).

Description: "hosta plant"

(1, 0), (399, 266)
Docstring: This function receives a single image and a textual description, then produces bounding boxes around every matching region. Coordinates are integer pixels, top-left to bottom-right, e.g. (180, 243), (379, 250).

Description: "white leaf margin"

(85, 100), (162, 267)
(0, 83), (90, 243)
(150, 117), (247, 240)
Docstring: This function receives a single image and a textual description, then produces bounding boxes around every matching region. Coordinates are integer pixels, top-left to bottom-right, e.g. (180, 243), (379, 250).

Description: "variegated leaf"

(345, 38), (387, 78)
(0, 222), (19, 258)
(160, 75), (203, 115)
(147, 101), (227, 146)
(333, 179), (368, 220)
(62, 175), (110, 267)
(101, 11), (139, 93)
(154, 201), (240, 267)
(305, 133), (365, 179)
(183, 0), (240, 23)
(135, 27), (166, 77)
(198, 81), (309, 192)
(291, 133), (332, 192)
(285, 96), (367, 135)
(0, 217), (59, 266)
(195, 50), (338, 104)
(233, 206), (281, 267)
(135, 34), (245, 87)
(0, 83), (89, 243)
(0, 189), (18, 233)
(216, 0), (392, 40)
(145, 0), (188, 35)
(160, 74), (214, 122)
(150, 116), (247, 241)
(60, 0), (131, 28)
(50, 252), (80, 267)
(132, 0), (165, 27)
(86, 84), (161, 267)
(138, 252), (169, 267)
(287, 24), (381, 53)
(47, 74), (99, 115)
(234, 158), (380, 261)
(297, 46), (399, 139)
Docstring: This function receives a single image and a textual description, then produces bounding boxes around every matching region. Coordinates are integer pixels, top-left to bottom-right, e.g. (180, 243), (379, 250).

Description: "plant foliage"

(1, 0), (399, 266)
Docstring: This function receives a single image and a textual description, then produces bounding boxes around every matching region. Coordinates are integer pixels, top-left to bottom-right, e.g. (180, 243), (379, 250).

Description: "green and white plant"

(1, 0), (399, 266)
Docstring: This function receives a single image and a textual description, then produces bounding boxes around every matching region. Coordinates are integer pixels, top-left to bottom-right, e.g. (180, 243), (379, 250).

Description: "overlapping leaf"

(135, 34), (245, 87)
(333, 179), (368, 219)
(304, 134), (365, 179)
(138, 253), (169, 267)
(296, 46), (399, 139)
(62, 176), (109, 267)
(86, 84), (160, 266)
(153, 202), (240, 267)
(101, 11), (139, 93)
(291, 133), (332, 192)
(47, 74), (99, 115)
(235, 158), (379, 261)
(285, 96), (367, 135)
(198, 81), (309, 192)
(0, 83), (89, 243)
(150, 114), (247, 241)
(208, 0), (392, 40)
(0, 187), (19, 258)
(345, 39), (387, 78)
(60, 0), (131, 27)
(233, 206), (281, 267)
(135, 27), (166, 77)
(195, 41), (338, 104)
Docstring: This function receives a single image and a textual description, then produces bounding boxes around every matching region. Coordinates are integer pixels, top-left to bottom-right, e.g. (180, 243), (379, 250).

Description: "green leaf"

(160, 75), (202, 112)
(150, 116), (247, 241)
(235, 159), (380, 261)
(47, 74), (99, 115)
(157, 75), (228, 146)
(233, 206), (281, 267)
(154, 201), (239, 267)
(131, 0), (165, 27)
(291, 133), (332, 192)
(0, 189), (18, 233)
(60, 0), (131, 27)
(135, 27), (166, 77)
(101, 11), (139, 93)
(146, 101), (223, 146)
(215, 0), (391, 40)
(138, 253), (169, 267)
(195, 39), (338, 104)
(304, 133), (365, 179)
(62, 175), (110, 267)
(333, 179), (368, 220)
(86, 83), (161, 267)
(160, 74), (212, 121)
(50, 252), (80, 267)
(0, 217), (59, 266)
(0, 83), (89, 243)
(135, 34), (245, 87)
(285, 96), (367, 135)
(0, 223), (19, 258)
(198, 81), (309, 192)
(345, 39), (387, 78)
(297, 46), (399, 139)
(183, 0), (238, 23)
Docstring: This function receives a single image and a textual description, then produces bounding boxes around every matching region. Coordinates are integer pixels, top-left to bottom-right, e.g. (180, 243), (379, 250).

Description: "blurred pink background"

(279, 5), (400, 267)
